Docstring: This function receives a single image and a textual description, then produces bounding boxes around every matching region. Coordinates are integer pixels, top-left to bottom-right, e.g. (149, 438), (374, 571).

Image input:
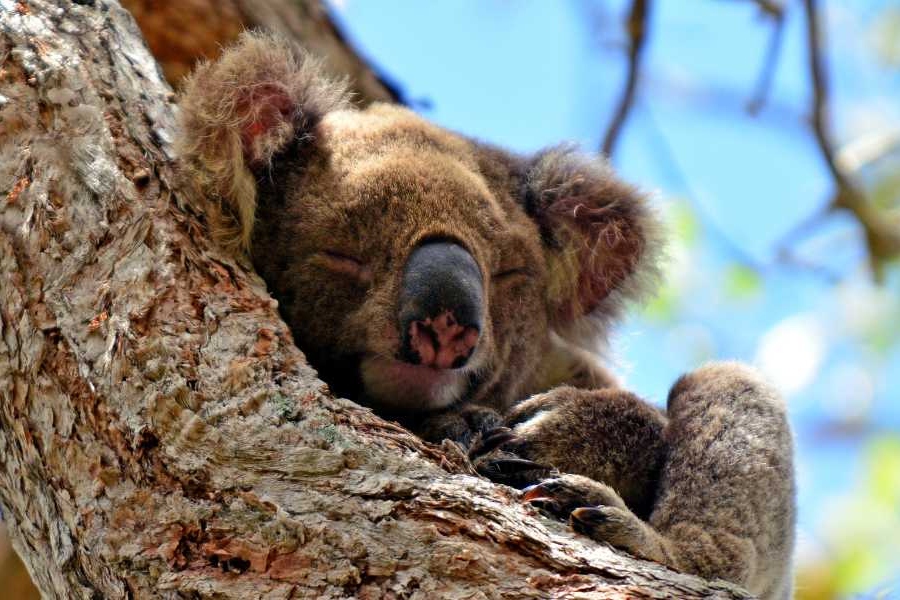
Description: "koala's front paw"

(418, 404), (504, 448)
(466, 392), (574, 489)
(522, 474), (664, 563)
(468, 428), (555, 488)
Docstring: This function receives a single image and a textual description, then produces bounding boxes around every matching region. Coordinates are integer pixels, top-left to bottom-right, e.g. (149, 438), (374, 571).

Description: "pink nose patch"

(408, 310), (479, 369)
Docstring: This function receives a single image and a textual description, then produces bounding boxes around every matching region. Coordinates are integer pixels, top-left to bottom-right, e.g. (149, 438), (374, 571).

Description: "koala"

(177, 33), (796, 599)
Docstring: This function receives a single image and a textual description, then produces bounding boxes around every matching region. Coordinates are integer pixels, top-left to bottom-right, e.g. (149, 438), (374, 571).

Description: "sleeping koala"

(177, 33), (796, 599)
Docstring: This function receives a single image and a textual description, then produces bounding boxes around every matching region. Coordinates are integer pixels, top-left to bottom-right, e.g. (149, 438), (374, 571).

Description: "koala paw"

(418, 405), (504, 448)
(569, 505), (650, 552)
(522, 474), (661, 562)
(468, 427), (555, 488)
(520, 473), (627, 519)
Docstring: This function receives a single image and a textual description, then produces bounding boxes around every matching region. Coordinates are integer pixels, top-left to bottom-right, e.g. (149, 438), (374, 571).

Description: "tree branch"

(119, 0), (404, 105)
(601, 0), (650, 158)
(802, 0), (900, 279)
(745, 0), (785, 115)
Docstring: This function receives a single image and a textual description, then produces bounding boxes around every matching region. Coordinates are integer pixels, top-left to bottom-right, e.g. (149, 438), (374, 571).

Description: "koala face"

(177, 33), (661, 416)
(250, 105), (551, 412)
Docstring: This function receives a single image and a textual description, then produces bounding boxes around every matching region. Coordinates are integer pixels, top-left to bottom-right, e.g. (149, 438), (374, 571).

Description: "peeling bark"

(0, 1), (752, 598)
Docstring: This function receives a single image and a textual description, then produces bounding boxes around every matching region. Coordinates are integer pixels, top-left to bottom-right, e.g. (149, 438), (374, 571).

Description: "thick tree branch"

(601, 0), (650, 158)
(0, 1), (752, 598)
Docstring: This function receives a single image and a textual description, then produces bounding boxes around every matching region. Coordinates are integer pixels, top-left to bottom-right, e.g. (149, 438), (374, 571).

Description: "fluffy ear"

(177, 31), (349, 252)
(524, 146), (664, 339)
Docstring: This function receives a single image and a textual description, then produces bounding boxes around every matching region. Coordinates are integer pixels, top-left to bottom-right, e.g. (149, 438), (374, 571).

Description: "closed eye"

(491, 267), (534, 281)
(317, 250), (372, 283)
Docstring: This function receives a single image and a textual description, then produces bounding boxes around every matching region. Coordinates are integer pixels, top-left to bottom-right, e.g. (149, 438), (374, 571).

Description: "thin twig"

(803, 0), (851, 191)
(747, 0), (783, 19)
(771, 203), (834, 256)
(746, 1), (786, 115)
(601, 0), (650, 158)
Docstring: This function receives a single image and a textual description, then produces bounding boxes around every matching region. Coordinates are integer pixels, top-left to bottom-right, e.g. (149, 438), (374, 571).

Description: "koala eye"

(317, 250), (372, 284)
(491, 267), (534, 282)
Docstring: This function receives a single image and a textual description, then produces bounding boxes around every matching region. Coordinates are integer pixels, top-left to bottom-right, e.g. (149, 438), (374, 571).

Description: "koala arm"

(499, 386), (668, 518)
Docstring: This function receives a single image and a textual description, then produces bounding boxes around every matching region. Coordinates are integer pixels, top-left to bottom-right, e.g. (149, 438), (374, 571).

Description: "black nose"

(397, 240), (484, 369)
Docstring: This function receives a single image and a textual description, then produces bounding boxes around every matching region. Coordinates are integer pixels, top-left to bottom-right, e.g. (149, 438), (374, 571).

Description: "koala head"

(177, 33), (662, 417)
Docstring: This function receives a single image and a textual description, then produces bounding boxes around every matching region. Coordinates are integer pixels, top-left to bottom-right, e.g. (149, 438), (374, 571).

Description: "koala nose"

(398, 240), (484, 370)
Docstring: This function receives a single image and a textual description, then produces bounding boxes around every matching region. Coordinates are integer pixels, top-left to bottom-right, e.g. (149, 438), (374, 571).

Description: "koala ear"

(177, 32), (349, 252)
(524, 146), (664, 337)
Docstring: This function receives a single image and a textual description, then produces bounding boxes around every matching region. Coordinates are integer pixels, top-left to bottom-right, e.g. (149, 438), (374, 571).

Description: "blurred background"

(2, 1), (898, 598)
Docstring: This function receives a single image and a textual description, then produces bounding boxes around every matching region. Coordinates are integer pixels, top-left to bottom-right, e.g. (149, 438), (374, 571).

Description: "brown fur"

(177, 34), (795, 599)
(177, 32), (350, 252)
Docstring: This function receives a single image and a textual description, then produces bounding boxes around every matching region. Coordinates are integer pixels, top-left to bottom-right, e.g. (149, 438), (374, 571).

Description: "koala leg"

(642, 362), (796, 598)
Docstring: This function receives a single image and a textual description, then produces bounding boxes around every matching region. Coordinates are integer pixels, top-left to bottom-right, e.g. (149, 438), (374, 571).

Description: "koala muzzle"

(398, 240), (483, 370)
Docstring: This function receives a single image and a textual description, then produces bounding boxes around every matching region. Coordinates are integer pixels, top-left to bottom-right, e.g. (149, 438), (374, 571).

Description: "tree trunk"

(0, 1), (751, 598)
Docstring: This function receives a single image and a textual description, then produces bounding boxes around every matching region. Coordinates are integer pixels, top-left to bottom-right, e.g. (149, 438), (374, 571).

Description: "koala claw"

(519, 485), (565, 518)
(474, 457), (555, 489)
(467, 427), (518, 459)
(523, 475), (659, 561)
(520, 474), (628, 515)
(479, 457), (550, 475)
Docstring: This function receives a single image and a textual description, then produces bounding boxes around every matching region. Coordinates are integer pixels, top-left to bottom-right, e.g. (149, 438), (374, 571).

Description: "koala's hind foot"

(520, 474), (671, 565)
(645, 362), (796, 598)
(521, 474), (627, 517)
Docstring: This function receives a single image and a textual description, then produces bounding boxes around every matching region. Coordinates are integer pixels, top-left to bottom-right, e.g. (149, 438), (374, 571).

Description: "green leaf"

(867, 436), (900, 507)
(642, 284), (679, 322)
(723, 264), (762, 300)
(669, 202), (699, 247)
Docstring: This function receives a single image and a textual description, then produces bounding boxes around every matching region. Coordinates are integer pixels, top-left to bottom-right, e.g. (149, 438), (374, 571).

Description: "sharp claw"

(521, 485), (552, 502)
(468, 427), (517, 458)
(484, 458), (550, 474)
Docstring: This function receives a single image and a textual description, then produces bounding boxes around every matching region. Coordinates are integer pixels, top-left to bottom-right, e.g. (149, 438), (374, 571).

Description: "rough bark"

(0, 1), (752, 598)
(119, 0), (402, 104)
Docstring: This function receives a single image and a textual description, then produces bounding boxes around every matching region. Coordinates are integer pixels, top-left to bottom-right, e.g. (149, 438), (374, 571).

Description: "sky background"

(328, 1), (900, 597)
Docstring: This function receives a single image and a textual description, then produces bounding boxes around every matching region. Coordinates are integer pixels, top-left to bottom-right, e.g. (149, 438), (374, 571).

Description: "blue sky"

(329, 0), (900, 588)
